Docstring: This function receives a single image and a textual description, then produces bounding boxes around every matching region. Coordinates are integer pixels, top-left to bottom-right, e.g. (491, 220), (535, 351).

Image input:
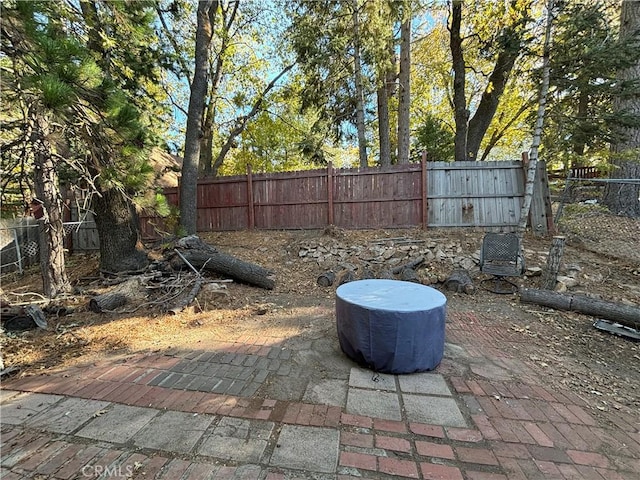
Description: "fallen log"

(88, 277), (146, 313)
(1, 302), (47, 330)
(89, 293), (127, 313)
(391, 256), (424, 275)
(317, 271), (336, 287)
(520, 289), (640, 330)
(170, 235), (275, 290)
(444, 268), (475, 294)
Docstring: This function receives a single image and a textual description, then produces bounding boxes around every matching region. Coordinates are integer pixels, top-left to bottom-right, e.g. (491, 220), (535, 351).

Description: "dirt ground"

(1, 208), (639, 416)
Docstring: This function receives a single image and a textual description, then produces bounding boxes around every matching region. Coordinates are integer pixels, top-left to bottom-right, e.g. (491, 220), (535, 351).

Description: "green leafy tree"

(287, 0), (365, 161)
(412, 114), (455, 162)
(542, 0), (640, 173)
(449, 0), (534, 161)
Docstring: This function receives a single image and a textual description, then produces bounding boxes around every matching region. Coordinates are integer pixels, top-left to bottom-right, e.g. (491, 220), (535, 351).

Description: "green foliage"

(411, 4), (533, 161)
(39, 75), (75, 109)
(1, 0), (172, 216)
(541, 0), (640, 167)
(220, 92), (326, 174)
(412, 114), (455, 162)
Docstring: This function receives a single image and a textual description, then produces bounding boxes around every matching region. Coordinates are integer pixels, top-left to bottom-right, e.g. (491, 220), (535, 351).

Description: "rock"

(383, 249), (396, 260)
(526, 267), (543, 277)
(555, 281), (568, 293)
(434, 249), (447, 262)
(557, 275), (579, 288)
(566, 264), (582, 278)
(460, 258), (476, 271)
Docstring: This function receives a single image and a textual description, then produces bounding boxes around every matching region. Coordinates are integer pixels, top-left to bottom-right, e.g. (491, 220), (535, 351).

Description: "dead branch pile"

(85, 235), (273, 315)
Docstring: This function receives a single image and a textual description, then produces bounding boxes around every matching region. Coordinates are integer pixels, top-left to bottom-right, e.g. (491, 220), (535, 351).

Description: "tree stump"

(444, 268), (475, 294)
(541, 236), (565, 290)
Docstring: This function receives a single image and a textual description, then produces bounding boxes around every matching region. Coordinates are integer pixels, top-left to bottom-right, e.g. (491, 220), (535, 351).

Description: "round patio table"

(336, 279), (447, 374)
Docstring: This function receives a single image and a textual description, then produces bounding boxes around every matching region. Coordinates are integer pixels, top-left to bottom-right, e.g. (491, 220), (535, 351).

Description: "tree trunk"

(352, 0), (368, 168)
(450, 0), (468, 161)
(602, 162), (640, 217)
(603, 0), (640, 218)
(573, 91), (589, 157)
(518, 0), (553, 235)
(31, 112), (71, 298)
(180, 0), (218, 234)
(92, 189), (148, 273)
(199, 1), (237, 176)
(377, 82), (391, 167)
(200, 99), (215, 176)
(170, 235), (275, 289)
(397, 11), (411, 164)
(466, 47), (521, 160)
(451, 0), (531, 161)
(520, 289), (640, 330)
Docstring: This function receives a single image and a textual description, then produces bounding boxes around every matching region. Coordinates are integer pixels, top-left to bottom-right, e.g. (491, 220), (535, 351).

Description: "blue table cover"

(336, 279), (447, 374)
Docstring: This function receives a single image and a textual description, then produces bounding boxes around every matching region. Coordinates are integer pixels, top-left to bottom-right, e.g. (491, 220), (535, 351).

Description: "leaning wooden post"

(541, 235), (565, 290)
(246, 164), (255, 230)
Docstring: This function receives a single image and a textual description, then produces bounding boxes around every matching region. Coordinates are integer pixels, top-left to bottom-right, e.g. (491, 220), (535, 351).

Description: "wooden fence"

(140, 160), (529, 238)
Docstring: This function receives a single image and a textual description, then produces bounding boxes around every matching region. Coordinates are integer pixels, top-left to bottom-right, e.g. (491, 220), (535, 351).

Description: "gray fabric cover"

(336, 279), (447, 374)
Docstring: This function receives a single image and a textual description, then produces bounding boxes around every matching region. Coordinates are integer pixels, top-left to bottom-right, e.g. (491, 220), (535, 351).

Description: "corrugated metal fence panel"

(333, 165), (423, 228)
(253, 169), (329, 229)
(427, 161), (523, 229)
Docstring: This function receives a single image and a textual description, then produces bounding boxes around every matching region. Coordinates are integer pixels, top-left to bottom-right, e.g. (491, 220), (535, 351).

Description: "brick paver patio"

(1, 310), (639, 479)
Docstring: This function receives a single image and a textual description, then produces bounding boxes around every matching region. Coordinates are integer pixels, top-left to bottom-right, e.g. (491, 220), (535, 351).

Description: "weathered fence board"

(139, 160), (529, 237)
(426, 161), (523, 228)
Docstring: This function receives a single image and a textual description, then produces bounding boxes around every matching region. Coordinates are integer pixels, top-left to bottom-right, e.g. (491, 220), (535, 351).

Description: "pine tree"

(603, 0), (640, 217)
